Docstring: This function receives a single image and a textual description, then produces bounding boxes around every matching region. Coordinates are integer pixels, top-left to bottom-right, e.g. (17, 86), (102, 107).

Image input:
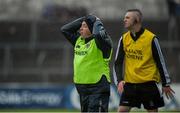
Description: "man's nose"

(123, 19), (126, 22)
(80, 27), (83, 31)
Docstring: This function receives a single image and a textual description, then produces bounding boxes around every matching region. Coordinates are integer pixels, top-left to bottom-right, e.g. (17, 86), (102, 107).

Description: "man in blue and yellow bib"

(61, 15), (113, 112)
(114, 9), (175, 112)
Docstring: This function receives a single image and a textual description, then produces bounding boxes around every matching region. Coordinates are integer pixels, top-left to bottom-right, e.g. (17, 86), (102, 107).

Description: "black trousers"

(75, 75), (110, 112)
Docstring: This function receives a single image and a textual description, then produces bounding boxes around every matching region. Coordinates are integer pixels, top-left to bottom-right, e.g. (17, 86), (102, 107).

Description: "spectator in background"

(61, 15), (113, 112)
(167, 0), (180, 40)
(113, 9), (175, 112)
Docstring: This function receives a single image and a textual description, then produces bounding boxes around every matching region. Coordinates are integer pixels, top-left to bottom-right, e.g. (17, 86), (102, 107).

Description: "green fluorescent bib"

(74, 36), (111, 84)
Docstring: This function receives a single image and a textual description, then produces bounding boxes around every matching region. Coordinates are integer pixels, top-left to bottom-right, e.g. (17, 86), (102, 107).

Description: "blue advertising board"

(0, 87), (65, 108)
(0, 84), (179, 110)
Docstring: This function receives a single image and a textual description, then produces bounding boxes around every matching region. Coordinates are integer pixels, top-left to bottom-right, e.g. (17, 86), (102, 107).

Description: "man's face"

(80, 21), (92, 38)
(123, 12), (136, 29)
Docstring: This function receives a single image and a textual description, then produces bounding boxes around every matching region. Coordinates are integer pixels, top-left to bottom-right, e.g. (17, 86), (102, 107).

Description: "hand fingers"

(169, 93), (175, 99)
(118, 85), (123, 93)
(165, 92), (169, 99)
(117, 81), (125, 93)
(118, 84), (124, 93)
(96, 17), (100, 21)
(165, 91), (175, 100)
(170, 88), (175, 94)
(162, 86), (175, 100)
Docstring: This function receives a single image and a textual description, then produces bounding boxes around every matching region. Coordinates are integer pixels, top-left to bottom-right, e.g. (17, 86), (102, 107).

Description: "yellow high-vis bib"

(123, 29), (160, 83)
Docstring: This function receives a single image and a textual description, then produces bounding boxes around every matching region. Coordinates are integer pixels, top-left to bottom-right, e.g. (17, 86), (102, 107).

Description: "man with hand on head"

(61, 14), (113, 112)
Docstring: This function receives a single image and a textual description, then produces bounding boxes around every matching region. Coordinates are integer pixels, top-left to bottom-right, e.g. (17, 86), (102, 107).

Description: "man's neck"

(130, 24), (142, 33)
(130, 27), (144, 41)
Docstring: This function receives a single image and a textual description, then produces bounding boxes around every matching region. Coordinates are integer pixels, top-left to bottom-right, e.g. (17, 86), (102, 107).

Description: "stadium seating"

(0, 22), (31, 43)
(37, 22), (64, 43)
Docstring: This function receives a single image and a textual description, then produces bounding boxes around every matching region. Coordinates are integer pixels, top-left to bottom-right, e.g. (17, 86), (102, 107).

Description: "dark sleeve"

(113, 37), (125, 85)
(93, 20), (113, 59)
(60, 17), (84, 46)
(152, 37), (171, 86)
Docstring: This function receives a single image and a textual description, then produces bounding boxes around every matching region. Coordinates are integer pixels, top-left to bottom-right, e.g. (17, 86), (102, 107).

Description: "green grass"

(0, 108), (79, 112)
(0, 108), (179, 113)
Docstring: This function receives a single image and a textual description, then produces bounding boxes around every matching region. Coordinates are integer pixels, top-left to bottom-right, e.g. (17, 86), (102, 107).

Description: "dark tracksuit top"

(61, 17), (113, 94)
(114, 28), (171, 87)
